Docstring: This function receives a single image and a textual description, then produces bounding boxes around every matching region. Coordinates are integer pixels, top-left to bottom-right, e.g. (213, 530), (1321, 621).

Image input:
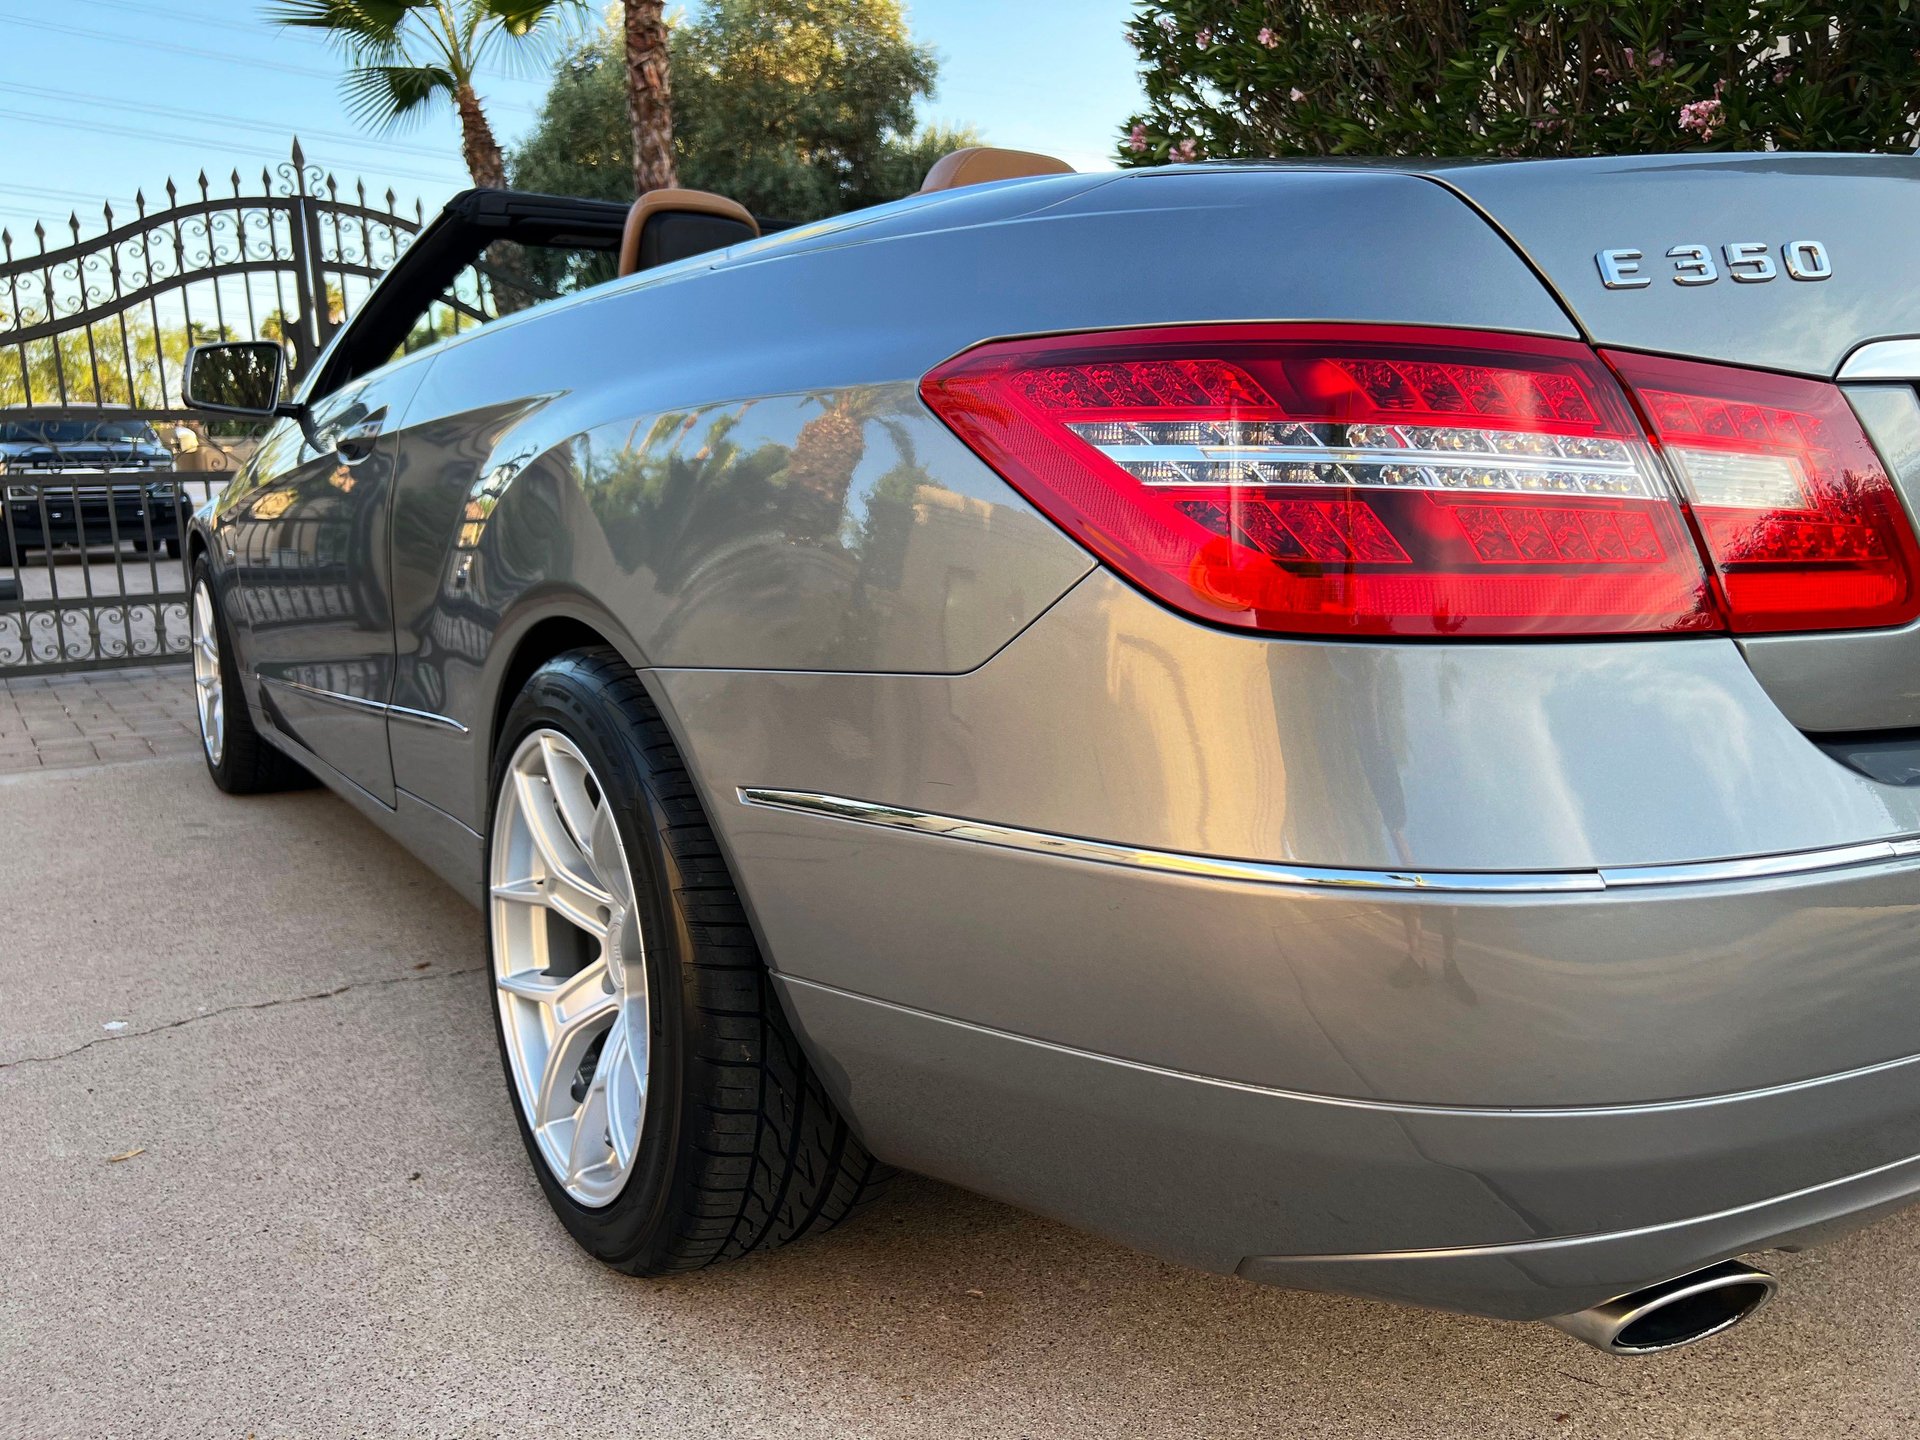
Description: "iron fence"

(0, 138), (423, 675)
(0, 473), (225, 675)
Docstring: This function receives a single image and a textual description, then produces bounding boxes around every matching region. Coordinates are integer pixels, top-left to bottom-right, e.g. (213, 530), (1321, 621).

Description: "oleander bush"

(1119, 1), (1920, 164)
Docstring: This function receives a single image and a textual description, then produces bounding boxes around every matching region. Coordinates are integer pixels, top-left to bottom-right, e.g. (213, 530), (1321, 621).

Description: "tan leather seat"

(618, 188), (760, 277)
(919, 146), (1074, 193)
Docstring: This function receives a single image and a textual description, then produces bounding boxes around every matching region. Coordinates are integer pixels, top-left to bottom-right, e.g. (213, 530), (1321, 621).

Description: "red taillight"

(922, 324), (1720, 637)
(1605, 352), (1920, 633)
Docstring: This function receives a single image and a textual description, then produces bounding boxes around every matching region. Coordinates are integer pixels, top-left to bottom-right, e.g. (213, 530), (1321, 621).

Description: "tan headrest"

(618, 188), (760, 277)
(919, 147), (1074, 193)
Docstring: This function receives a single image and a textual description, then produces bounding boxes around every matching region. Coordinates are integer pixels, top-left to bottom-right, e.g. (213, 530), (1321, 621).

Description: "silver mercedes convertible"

(182, 148), (1920, 1355)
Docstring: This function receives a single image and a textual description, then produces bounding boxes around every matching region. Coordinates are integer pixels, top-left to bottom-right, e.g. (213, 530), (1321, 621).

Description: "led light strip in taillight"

(1063, 419), (1659, 497)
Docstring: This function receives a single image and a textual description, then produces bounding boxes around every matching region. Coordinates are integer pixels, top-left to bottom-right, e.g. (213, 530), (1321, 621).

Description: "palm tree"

(623, 0), (677, 193)
(266, 1), (583, 188)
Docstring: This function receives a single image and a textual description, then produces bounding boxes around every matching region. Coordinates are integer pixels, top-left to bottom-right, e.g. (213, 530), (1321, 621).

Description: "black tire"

(191, 555), (312, 795)
(165, 537), (183, 560)
(488, 647), (892, 1273)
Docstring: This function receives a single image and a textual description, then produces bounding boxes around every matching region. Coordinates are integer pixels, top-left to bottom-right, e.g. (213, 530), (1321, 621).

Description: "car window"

(392, 237), (620, 364)
(0, 420), (156, 444)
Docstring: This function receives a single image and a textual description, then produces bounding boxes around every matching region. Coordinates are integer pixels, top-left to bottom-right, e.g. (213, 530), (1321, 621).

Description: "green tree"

(1120, 1), (1920, 164)
(266, 0), (586, 187)
(512, 0), (978, 219)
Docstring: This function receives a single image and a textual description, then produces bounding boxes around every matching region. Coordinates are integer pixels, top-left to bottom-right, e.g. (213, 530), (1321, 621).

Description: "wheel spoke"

(497, 954), (609, 1010)
(495, 965), (564, 1002)
(541, 734), (600, 854)
(490, 876), (545, 907)
(530, 974), (617, 1127)
(513, 769), (611, 906)
(491, 872), (608, 943)
(603, 1016), (644, 1168)
(588, 801), (634, 911)
(566, 1065), (614, 1184)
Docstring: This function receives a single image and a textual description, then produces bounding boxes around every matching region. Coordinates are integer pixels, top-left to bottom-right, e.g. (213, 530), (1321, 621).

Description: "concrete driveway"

(3, 721), (1920, 1437)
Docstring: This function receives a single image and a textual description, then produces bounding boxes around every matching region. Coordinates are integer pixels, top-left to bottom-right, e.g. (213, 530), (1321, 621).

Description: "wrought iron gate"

(0, 139), (423, 675)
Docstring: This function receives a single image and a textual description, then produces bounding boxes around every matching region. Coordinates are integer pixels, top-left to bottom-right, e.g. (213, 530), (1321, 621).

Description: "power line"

(56, 0), (551, 85)
(0, 8), (541, 114)
(0, 109), (469, 190)
(0, 80), (467, 163)
(0, 182), (138, 207)
(2, 12), (346, 80)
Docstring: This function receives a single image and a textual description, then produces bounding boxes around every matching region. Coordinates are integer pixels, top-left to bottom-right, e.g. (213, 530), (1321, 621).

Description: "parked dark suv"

(0, 410), (187, 560)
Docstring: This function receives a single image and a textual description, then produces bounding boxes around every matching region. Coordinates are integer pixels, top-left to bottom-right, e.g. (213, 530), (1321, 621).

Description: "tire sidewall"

(191, 555), (244, 790)
(485, 656), (694, 1266)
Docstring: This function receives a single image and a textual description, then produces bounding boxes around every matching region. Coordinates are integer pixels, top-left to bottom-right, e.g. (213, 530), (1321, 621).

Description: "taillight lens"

(921, 324), (1721, 637)
(1606, 352), (1920, 633)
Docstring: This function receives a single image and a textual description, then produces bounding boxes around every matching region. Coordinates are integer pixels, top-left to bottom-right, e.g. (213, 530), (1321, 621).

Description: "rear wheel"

(190, 556), (311, 794)
(487, 648), (891, 1272)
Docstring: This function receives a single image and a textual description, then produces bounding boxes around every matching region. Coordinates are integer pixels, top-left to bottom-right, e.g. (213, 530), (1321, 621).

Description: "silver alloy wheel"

(191, 579), (224, 766)
(489, 728), (649, 1207)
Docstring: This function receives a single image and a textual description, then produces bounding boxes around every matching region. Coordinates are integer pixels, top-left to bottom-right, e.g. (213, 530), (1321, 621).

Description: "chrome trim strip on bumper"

(260, 675), (469, 734)
(1838, 339), (1920, 382)
(736, 787), (1920, 895)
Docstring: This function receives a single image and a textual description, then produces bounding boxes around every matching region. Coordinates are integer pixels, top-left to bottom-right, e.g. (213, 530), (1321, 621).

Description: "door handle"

(332, 420), (384, 465)
(326, 406), (389, 466)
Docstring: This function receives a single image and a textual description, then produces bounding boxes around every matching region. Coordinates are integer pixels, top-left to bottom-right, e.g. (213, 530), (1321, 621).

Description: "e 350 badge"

(1596, 241), (1832, 289)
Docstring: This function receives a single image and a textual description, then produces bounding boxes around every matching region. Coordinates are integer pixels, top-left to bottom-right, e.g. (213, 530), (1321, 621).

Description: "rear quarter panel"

(382, 168), (1575, 827)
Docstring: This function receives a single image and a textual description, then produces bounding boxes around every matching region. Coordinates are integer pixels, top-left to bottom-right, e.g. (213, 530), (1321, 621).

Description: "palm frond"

(480, 0), (584, 39)
(262, 1), (433, 54)
(340, 62), (457, 130)
(472, 0), (585, 77)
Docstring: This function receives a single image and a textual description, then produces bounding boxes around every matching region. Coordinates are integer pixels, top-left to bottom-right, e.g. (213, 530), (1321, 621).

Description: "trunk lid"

(1426, 153), (1920, 378)
(1429, 154), (1920, 739)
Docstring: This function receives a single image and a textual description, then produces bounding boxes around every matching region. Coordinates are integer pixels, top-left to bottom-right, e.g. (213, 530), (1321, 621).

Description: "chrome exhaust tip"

(1546, 1260), (1778, 1355)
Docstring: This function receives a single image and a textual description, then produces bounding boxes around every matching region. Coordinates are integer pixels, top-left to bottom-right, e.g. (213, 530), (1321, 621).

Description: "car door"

(223, 188), (631, 811)
(224, 358), (433, 805)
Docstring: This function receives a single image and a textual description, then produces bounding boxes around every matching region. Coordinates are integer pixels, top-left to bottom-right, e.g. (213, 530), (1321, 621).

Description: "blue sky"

(0, 0), (1142, 236)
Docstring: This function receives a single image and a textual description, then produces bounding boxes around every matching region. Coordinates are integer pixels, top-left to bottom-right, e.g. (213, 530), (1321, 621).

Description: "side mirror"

(185, 342), (287, 417)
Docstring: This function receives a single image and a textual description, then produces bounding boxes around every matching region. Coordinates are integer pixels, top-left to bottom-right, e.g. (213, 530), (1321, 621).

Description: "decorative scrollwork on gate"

(0, 141), (425, 677)
(0, 136), (423, 422)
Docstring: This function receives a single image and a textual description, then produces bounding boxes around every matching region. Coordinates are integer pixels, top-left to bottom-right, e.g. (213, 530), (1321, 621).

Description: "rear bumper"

(653, 572), (1920, 1321)
(777, 959), (1920, 1322)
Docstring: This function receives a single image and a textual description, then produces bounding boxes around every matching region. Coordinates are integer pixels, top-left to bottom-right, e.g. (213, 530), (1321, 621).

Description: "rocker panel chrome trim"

(260, 675), (469, 734)
(736, 787), (1920, 895)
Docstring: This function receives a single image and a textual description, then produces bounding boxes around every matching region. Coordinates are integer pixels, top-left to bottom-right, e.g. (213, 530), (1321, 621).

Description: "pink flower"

(1289, 87), (1306, 102)
(1128, 123), (1148, 154)
(1195, 26), (1211, 49)
(1173, 138), (1199, 162)
(1678, 96), (1723, 140)
(1623, 47), (1635, 66)
(1648, 47), (1668, 68)
(1257, 27), (1278, 48)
